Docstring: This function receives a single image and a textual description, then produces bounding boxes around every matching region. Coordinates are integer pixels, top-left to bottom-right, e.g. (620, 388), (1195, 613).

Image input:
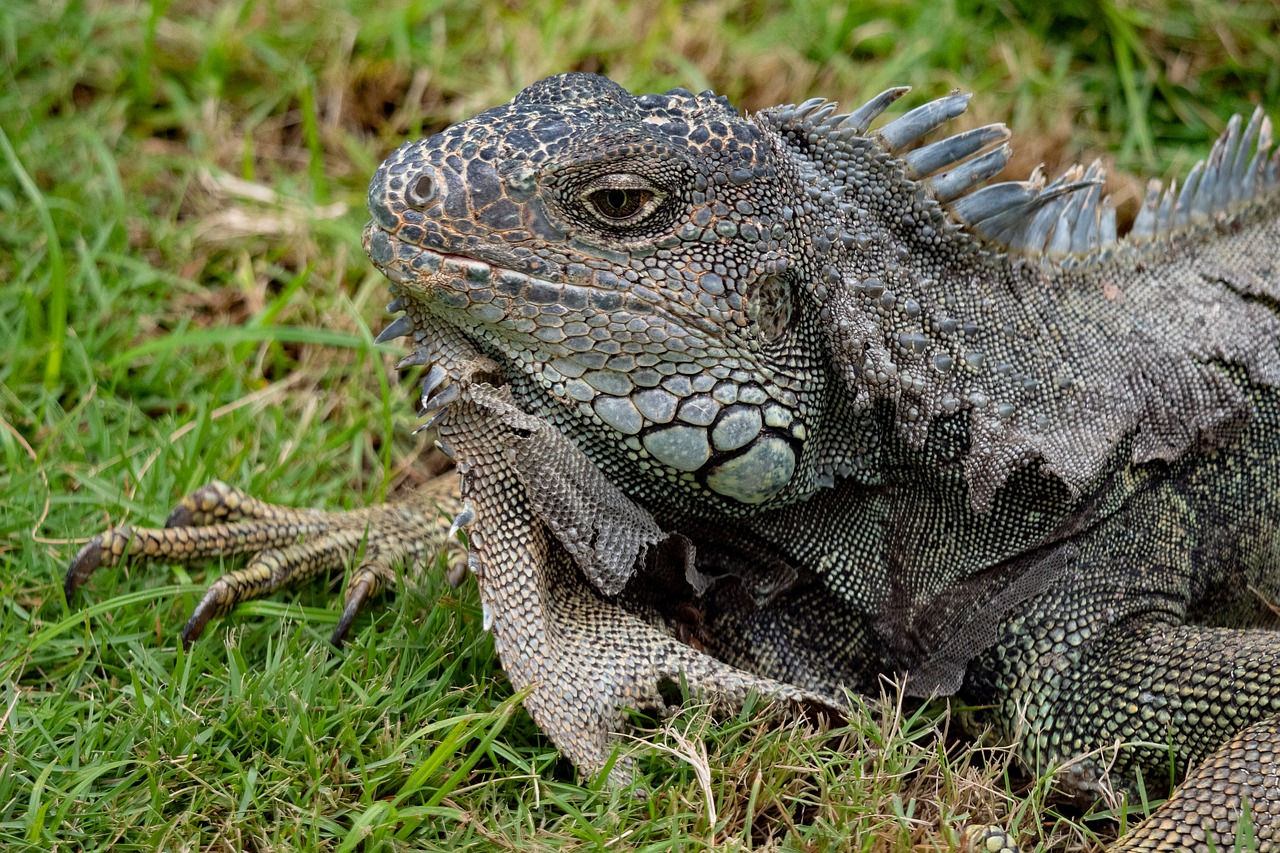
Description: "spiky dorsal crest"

(770, 86), (1280, 262)
(756, 87), (1280, 510)
(1130, 109), (1279, 238)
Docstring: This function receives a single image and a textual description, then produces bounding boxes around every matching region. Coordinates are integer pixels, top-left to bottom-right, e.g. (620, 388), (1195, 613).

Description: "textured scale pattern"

(68, 73), (1280, 850)
(1111, 719), (1280, 850)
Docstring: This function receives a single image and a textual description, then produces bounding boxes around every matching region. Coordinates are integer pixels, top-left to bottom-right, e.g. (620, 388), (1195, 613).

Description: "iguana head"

(364, 73), (833, 510)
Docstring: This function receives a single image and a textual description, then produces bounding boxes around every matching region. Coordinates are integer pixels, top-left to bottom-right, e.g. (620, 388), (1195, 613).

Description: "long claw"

(182, 586), (227, 648)
(332, 562), (395, 646)
(64, 532), (117, 599)
(64, 527), (145, 599)
(373, 314), (414, 344)
(414, 405), (452, 434)
(419, 378), (460, 417)
(447, 502), (476, 539)
(331, 596), (364, 647)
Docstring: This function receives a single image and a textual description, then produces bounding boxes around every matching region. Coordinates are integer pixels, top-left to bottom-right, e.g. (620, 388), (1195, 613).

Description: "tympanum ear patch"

(745, 274), (792, 342)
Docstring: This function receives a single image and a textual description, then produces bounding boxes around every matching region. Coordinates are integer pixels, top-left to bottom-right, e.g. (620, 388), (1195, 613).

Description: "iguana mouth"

(363, 220), (512, 297)
(362, 216), (810, 507)
(363, 219), (652, 343)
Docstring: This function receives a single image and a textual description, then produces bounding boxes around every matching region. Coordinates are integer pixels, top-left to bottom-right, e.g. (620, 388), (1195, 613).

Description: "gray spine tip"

(846, 86), (911, 134)
(374, 314), (414, 344)
(904, 124), (1010, 180)
(875, 91), (973, 152)
(928, 143), (1012, 202)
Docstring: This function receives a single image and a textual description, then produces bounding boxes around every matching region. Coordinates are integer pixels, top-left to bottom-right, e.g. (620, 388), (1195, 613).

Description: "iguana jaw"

(363, 209), (819, 510)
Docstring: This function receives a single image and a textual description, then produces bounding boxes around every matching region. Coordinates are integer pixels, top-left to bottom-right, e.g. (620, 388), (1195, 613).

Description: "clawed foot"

(65, 476), (461, 647)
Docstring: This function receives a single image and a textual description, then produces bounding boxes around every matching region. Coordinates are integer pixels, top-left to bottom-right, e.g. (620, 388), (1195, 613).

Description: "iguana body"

(68, 74), (1280, 849)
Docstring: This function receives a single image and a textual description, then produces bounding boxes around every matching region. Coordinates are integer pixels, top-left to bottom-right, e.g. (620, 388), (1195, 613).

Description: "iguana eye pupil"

(605, 189), (630, 212)
(587, 187), (650, 220)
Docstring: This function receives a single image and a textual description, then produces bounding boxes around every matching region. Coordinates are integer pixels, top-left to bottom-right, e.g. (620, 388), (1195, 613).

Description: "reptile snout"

(364, 140), (437, 232)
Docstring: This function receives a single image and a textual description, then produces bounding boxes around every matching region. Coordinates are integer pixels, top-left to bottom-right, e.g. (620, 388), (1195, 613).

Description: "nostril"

(407, 173), (436, 207)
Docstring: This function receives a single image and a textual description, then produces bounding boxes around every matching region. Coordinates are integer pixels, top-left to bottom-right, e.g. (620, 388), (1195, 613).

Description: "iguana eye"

(590, 188), (650, 219)
(579, 176), (664, 225)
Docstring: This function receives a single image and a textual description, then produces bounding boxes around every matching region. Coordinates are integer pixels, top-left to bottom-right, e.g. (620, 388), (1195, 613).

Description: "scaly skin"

(69, 74), (1280, 849)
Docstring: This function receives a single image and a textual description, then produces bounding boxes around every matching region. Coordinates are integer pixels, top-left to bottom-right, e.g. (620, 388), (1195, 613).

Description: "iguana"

(65, 73), (1280, 850)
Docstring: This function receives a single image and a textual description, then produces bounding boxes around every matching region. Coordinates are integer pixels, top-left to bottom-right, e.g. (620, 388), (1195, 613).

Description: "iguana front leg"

(1112, 717), (1280, 851)
(968, 590), (1280, 847)
(1059, 626), (1280, 850)
(65, 475), (461, 646)
(960, 623), (1280, 852)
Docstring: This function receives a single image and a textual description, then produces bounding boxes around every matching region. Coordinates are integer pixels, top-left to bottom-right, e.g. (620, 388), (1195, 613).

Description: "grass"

(2, 0), (1278, 849)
